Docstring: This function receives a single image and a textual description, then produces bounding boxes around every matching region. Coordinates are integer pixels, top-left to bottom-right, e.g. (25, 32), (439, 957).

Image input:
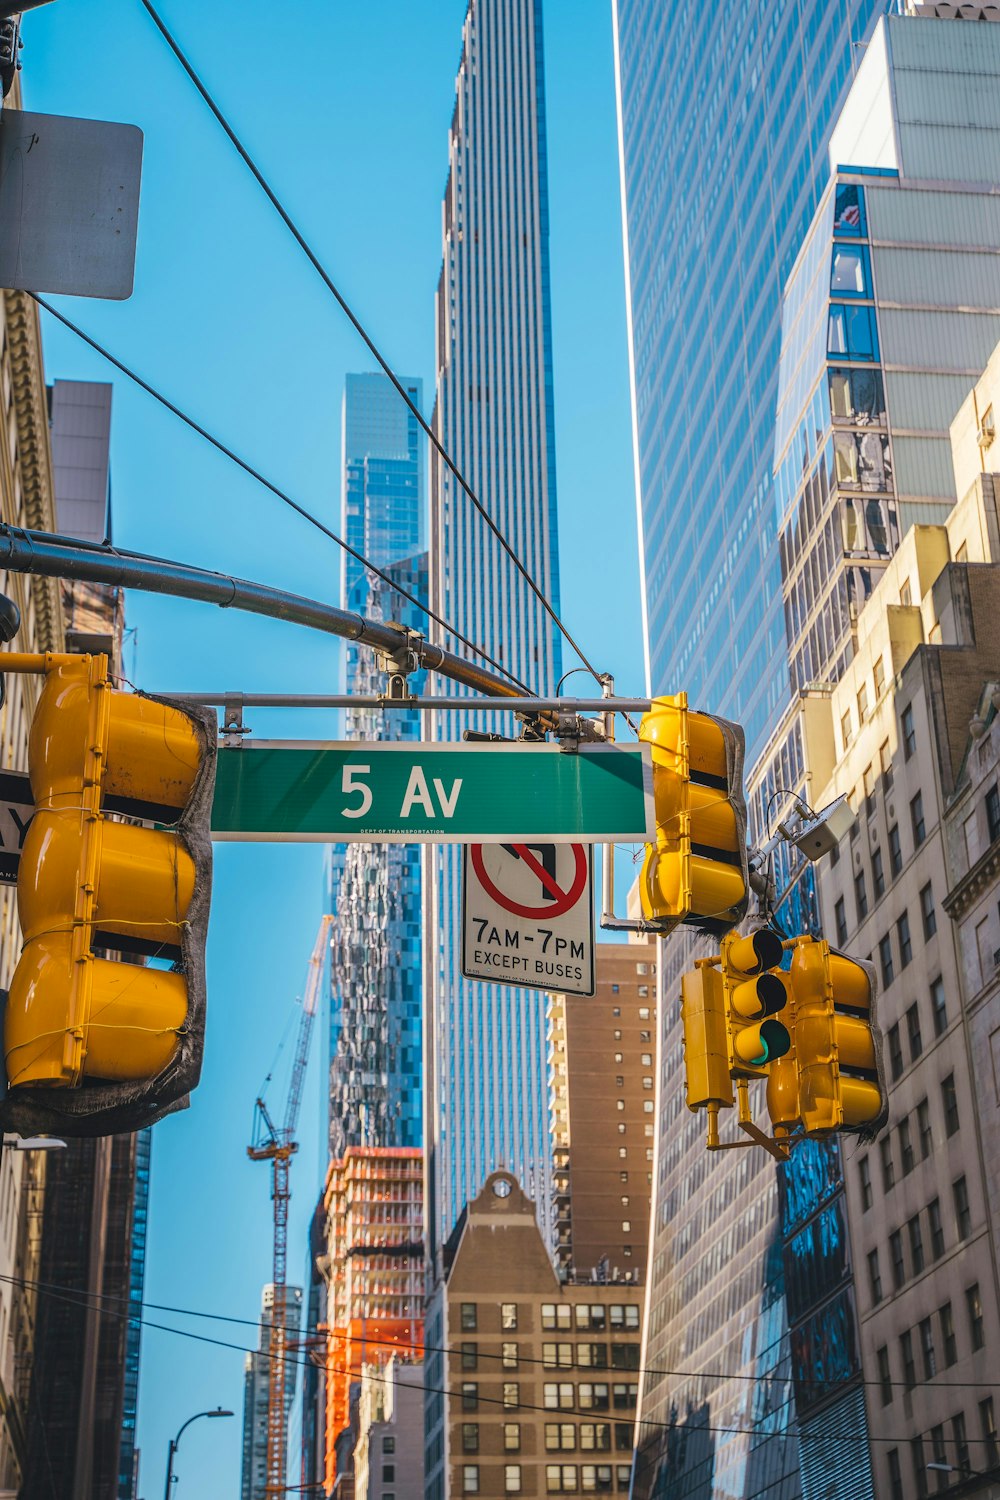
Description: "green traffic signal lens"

(759, 1019), (791, 1061)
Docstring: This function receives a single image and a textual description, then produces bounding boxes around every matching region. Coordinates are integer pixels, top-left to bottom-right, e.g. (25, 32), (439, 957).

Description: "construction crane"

(249, 914), (334, 1500)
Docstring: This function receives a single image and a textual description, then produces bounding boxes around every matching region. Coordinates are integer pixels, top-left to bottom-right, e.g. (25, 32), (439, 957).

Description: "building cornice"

(943, 836), (1000, 919)
(3, 289), (63, 653)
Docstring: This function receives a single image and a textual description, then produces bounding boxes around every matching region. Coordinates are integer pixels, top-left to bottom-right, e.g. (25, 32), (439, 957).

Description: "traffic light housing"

(1, 652), (216, 1137)
(766, 936), (887, 1141)
(638, 693), (748, 937)
(680, 962), (734, 1113)
(719, 928), (791, 1076)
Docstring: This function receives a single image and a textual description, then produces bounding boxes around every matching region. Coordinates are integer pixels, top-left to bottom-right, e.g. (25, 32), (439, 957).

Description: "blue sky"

(21, 0), (642, 1492)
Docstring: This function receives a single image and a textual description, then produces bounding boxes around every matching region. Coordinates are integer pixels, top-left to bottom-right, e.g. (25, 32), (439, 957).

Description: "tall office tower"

(426, 0), (562, 1264)
(322, 1148), (424, 1492)
(614, 3), (892, 1496)
(423, 1172), (643, 1500)
(547, 942), (656, 1280)
(328, 373), (425, 1159)
(808, 360), (1000, 1497)
(241, 1284), (304, 1500)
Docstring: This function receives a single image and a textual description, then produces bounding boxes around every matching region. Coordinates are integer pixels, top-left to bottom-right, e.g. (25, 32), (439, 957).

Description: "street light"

(164, 1408), (233, 1499)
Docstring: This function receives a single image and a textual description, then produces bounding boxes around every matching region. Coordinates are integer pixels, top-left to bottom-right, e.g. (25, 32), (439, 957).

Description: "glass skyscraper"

(425, 0), (562, 1263)
(613, 3), (892, 1497)
(328, 373), (425, 1158)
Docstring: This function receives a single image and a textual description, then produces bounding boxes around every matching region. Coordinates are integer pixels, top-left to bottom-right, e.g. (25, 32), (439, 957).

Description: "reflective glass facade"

(613, 0), (887, 759)
(615, 4), (892, 1497)
(117, 1129), (150, 1500)
(328, 373), (425, 1157)
(426, 0), (562, 1260)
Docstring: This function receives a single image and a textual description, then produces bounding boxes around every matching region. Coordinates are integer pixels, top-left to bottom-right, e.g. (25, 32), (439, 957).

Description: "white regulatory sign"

(461, 842), (595, 997)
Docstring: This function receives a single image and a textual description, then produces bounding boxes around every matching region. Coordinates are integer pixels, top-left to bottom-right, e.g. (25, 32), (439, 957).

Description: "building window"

(855, 870), (868, 921)
(911, 1436), (928, 1499)
(953, 1411), (970, 1473)
(858, 686), (870, 725)
(928, 1197), (945, 1260)
(461, 1342), (478, 1370)
(503, 1343), (518, 1369)
(987, 784), (1000, 844)
(897, 912), (912, 967)
(501, 1303), (517, 1330)
(874, 657), (886, 700)
(911, 791), (926, 847)
(461, 1303), (477, 1331)
(546, 1466), (579, 1494)
(872, 848), (885, 899)
(864, 762), (876, 818)
(503, 1423), (521, 1453)
(901, 1329), (916, 1389)
(930, 977), (947, 1036)
(906, 1003), (922, 1062)
(930, 1424), (947, 1476)
(902, 705), (916, 759)
(878, 934), (894, 988)
(503, 1383), (520, 1410)
(612, 1384), (638, 1410)
(834, 896), (848, 946)
(383, 1466), (395, 1483)
(909, 1216), (925, 1276)
(980, 1398), (999, 1467)
(462, 1425), (479, 1454)
(890, 1229), (905, 1290)
(868, 1248), (883, 1303)
(899, 1118), (915, 1176)
(940, 1302), (957, 1367)
(505, 1465), (522, 1494)
(954, 1176), (972, 1241)
(889, 823), (902, 876)
(880, 1134), (895, 1190)
(841, 708), (853, 750)
(463, 1466), (480, 1494)
(462, 1383), (478, 1412)
(967, 1283), (985, 1349)
(859, 1155), (873, 1211)
(942, 1074), (960, 1136)
(383, 1437), (395, 1454)
(917, 1100), (933, 1161)
(887, 1448), (904, 1500)
(877, 1345), (892, 1406)
(919, 883), (936, 939)
(887, 1025), (903, 1083)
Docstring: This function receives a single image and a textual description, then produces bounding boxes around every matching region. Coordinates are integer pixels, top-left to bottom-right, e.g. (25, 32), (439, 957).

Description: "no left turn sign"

(462, 842), (595, 997)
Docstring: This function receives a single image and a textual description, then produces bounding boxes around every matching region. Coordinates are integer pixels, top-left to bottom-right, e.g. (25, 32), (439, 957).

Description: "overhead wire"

(0, 1271), (991, 1455)
(0, 1269), (993, 1397)
(137, 0), (604, 689)
(31, 294), (530, 696)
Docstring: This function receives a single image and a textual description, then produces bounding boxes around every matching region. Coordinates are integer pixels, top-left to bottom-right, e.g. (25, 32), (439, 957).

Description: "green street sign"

(211, 741), (654, 843)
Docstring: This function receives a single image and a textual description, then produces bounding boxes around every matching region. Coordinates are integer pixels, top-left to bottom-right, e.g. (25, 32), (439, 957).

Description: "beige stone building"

(547, 942), (656, 1281)
(808, 375), (1000, 1495)
(0, 168), (63, 1488)
(353, 1355), (425, 1500)
(424, 1173), (643, 1499)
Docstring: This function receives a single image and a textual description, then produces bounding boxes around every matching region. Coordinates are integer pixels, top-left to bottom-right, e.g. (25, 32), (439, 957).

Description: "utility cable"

(1, 1270), (991, 1454)
(1, 1268), (992, 1396)
(30, 294), (530, 696)
(138, 0), (604, 689)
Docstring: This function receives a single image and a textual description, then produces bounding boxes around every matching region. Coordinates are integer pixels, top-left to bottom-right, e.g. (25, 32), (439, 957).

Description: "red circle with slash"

(470, 843), (588, 920)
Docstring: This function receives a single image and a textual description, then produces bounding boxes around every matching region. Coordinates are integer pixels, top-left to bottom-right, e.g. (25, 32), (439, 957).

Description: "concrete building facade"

(353, 1355), (425, 1500)
(547, 943), (655, 1281)
(241, 1284), (304, 1500)
(424, 1172), (643, 1500)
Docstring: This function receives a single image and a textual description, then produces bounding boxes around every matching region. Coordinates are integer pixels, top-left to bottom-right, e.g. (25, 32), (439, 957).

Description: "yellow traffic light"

(766, 936), (886, 1140)
(680, 962), (734, 1112)
(719, 928), (791, 1074)
(638, 693), (748, 936)
(2, 653), (215, 1131)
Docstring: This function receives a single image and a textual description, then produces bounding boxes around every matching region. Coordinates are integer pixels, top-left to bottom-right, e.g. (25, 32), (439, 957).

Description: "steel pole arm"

(0, 525), (520, 700)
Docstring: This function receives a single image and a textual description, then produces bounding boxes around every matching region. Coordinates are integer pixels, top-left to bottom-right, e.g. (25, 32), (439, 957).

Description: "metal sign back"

(0, 771), (33, 883)
(462, 842), (596, 996)
(0, 109), (142, 299)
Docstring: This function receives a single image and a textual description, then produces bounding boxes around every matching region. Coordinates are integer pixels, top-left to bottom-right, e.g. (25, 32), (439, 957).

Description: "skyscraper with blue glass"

(425, 0), (562, 1263)
(327, 373), (425, 1158)
(613, 3), (891, 1496)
